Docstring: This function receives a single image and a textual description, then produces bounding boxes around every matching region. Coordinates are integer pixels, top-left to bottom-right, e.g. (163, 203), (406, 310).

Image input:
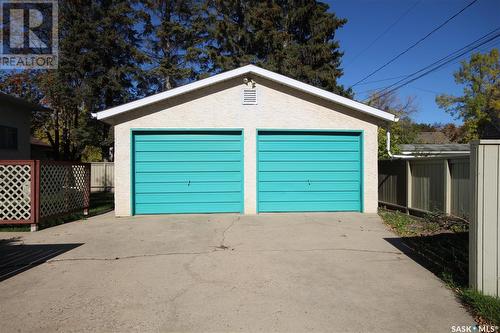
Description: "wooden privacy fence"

(0, 160), (90, 226)
(378, 156), (470, 218)
(90, 162), (114, 192)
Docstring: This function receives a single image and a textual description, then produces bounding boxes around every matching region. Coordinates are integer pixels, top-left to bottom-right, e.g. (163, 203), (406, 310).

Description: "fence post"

(31, 160), (39, 232)
(405, 160), (412, 213)
(102, 162), (106, 191)
(84, 163), (90, 216)
(443, 159), (451, 215)
(469, 139), (500, 297)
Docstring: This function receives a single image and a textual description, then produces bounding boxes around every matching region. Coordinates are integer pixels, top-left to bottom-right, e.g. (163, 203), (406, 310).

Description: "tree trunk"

(52, 109), (60, 160)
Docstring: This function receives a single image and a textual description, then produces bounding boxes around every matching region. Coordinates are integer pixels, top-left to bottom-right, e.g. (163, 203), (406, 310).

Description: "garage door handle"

(188, 180), (191, 186)
(308, 180), (311, 185)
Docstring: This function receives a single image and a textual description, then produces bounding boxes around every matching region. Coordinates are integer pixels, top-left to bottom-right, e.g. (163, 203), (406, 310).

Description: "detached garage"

(94, 65), (396, 216)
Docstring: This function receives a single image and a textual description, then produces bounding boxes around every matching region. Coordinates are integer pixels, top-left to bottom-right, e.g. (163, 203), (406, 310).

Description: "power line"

(345, 1), (421, 65)
(372, 28), (500, 96)
(350, 0), (479, 88)
(364, 28), (500, 101)
(358, 30), (500, 95)
(354, 74), (411, 86)
(410, 86), (441, 94)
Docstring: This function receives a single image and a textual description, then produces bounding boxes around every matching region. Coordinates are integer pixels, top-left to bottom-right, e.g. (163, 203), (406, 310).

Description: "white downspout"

(385, 118), (413, 159)
(386, 116), (399, 158)
(386, 128), (394, 158)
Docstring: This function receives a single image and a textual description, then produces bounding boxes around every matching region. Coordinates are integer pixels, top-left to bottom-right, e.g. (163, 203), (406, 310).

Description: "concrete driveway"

(0, 212), (472, 332)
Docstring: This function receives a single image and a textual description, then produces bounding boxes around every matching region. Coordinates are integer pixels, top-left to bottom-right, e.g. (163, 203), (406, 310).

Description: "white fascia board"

(92, 66), (252, 121)
(92, 64), (397, 122)
(247, 66), (396, 122)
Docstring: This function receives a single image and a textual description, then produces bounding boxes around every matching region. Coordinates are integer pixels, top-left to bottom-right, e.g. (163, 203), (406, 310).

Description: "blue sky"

(326, 0), (500, 124)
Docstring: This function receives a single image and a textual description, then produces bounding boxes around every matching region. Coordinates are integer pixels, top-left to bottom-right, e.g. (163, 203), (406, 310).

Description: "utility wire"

(358, 37), (500, 89)
(345, 1), (421, 65)
(358, 36), (500, 95)
(373, 28), (500, 95)
(350, 0), (479, 88)
(358, 30), (500, 95)
(354, 74), (411, 86)
(363, 28), (500, 101)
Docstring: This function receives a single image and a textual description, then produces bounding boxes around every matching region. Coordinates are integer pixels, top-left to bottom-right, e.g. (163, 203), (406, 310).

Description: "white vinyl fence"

(90, 162), (114, 192)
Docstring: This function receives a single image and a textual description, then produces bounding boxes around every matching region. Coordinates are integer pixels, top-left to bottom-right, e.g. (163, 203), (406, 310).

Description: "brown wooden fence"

(378, 156), (470, 218)
(0, 160), (90, 226)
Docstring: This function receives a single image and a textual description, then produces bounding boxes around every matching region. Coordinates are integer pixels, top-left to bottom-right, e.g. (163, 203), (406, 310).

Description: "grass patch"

(0, 225), (30, 232)
(378, 210), (441, 236)
(460, 289), (500, 325)
(379, 208), (500, 326)
(0, 192), (114, 232)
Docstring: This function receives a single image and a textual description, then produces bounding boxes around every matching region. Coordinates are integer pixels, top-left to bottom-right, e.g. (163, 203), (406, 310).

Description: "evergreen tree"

(202, 0), (350, 96)
(141, 0), (203, 92)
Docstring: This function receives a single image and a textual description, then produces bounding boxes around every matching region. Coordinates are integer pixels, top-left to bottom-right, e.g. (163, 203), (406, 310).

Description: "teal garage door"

(133, 130), (243, 214)
(257, 131), (362, 212)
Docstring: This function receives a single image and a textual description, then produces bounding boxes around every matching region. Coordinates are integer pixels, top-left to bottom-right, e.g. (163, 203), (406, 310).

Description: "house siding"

(113, 76), (381, 216)
(0, 100), (31, 159)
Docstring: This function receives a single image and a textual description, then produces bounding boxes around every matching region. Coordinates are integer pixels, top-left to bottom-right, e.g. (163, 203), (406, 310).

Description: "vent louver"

(242, 89), (257, 105)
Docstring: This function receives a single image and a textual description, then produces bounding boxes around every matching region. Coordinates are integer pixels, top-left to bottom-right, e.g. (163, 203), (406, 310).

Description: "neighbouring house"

(30, 137), (53, 160)
(0, 93), (50, 160)
(399, 143), (470, 157)
(94, 65), (397, 216)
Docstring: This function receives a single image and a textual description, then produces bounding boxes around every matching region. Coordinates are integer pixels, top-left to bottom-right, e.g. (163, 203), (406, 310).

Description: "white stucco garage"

(94, 65), (396, 216)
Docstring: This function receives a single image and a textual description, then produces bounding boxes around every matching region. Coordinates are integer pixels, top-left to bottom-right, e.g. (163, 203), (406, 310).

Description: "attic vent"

(242, 89), (257, 105)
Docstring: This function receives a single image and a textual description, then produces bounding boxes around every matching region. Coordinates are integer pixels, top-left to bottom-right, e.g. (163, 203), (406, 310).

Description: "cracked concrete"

(0, 212), (472, 332)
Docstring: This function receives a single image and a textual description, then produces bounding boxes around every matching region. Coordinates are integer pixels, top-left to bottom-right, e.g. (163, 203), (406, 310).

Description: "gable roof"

(92, 64), (397, 123)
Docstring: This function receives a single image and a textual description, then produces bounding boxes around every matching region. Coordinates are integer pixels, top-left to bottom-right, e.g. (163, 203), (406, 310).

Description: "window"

(0, 125), (18, 150)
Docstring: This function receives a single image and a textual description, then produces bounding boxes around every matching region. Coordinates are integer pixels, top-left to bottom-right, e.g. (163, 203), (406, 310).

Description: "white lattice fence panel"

(39, 163), (90, 219)
(0, 164), (32, 221)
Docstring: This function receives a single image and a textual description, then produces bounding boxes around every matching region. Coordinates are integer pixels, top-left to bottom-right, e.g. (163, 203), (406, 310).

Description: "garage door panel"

(259, 151), (360, 161)
(259, 201), (361, 212)
(135, 161), (241, 172)
(259, 161), (360, 172)
(135, 141), (241, 152)
(258, 171), (360, 182)
(259, 191), (360, 202)
(258, 134), (359, 142)
(258, 131), (362, 212)
(133, 131), (243, 214)
(135, 171), (242, 183)
(135, 192), (241, 204)
(135, 202), (241, 214)
(135, 151), (241, 162)
(259, 141), (359, 151)
(135, 182), (241, 193)
(135, 134), (241, 141)
(259, 181), (359, 191)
